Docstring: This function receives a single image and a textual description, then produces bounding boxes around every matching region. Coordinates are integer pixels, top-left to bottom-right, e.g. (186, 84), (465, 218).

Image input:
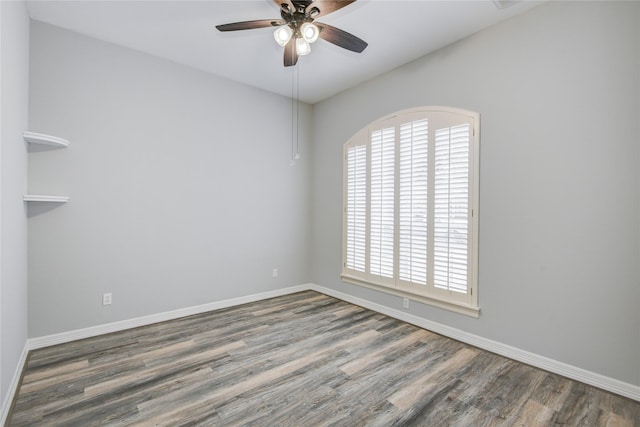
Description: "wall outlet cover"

(102, 293), (112, 306)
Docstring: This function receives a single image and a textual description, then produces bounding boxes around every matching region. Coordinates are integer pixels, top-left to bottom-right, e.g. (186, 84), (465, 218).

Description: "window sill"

(341, 274), (480, 318)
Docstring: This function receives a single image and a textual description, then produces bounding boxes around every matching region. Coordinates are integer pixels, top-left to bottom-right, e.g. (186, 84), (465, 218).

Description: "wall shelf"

(23, 131), (70, 148)
(24, 195), (70, 203)
(24, 131), (70, 207)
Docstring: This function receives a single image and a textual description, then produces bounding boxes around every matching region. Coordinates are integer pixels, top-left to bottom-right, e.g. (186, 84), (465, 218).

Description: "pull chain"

(290, 65), (300, 165)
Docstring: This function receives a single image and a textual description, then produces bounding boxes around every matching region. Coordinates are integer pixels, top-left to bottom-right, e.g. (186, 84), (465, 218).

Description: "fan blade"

(216, 19), (284, 32)
(284, 37), (299, 66)
(316, 22), (367, 53)
(306, 0), (356, 18)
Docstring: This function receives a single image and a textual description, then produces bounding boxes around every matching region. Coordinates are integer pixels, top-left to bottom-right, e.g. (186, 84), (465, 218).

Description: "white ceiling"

(26, 0), (542, 104)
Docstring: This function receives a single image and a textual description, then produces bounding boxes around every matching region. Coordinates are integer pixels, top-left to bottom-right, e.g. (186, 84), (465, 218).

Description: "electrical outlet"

(272, 268), (278, 278)
(102, 293), (112, 306)
(403, 298), (409, 309)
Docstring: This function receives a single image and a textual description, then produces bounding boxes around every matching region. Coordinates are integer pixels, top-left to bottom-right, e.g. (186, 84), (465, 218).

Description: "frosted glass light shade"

(273, 25), (293, 47)
(300, 22), (319, 43)
(296, 38), (311, 55)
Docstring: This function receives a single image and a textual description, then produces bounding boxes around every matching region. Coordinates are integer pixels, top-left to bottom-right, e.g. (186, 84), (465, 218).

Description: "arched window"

(342, 107), (480, 317)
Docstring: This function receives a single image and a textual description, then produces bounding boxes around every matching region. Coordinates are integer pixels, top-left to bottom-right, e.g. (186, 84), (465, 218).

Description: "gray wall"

(28, 22), (311, 337)
(311, 1), (640, 386)
(0, 0), (29, 406)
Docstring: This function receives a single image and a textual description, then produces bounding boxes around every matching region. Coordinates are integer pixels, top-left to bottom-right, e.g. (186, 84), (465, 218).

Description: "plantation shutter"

(369, 128), (395, 278)
(342, 107), (479, 316)
(399, 119), (429, 285)
(346, 144), (367, 272)
(434, 123), (470, 293)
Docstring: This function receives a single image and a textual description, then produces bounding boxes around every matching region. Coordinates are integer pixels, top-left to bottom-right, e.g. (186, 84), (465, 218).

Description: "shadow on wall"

(25, 202), (66, 218)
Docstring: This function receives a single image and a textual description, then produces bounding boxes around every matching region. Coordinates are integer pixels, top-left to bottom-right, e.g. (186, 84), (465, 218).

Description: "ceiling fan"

(216, 0), (368, 67)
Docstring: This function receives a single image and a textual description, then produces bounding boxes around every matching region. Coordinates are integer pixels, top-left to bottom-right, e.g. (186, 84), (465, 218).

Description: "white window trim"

(342, 106), (480, 318)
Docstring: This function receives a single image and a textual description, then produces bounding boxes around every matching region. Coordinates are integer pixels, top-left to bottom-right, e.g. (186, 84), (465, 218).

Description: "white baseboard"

(308, 283), (640, 402)
(0, 342), (29, 426)
(23, 282), (639, 403)
(28, 284), (309, 350)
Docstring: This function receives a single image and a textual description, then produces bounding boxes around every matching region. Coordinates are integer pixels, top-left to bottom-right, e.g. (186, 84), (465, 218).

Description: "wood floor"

(7, 291), (639, 426)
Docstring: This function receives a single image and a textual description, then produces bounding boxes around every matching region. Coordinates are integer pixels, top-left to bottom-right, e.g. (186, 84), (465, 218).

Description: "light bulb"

(300, 22), (319, 43)
(296, 38), (311, 56)
(273, 25), (292, 47)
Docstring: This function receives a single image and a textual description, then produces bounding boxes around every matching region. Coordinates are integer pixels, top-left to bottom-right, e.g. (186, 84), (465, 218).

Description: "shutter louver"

(346, 145), (367, 272)
(434, 124), (470, 293)
(399, 119), (428, 285)
(370, 128), (395, 278)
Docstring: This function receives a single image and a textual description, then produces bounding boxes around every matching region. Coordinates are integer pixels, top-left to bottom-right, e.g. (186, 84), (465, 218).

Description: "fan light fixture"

(295, 37), (311, 56)
(300, 22), (319, 43)
(273, 25), (293, 47)
(273, 22), (319, 56)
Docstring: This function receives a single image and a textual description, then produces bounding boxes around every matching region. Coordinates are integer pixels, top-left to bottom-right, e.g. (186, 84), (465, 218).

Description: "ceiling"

(26, 0), (542, 104)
